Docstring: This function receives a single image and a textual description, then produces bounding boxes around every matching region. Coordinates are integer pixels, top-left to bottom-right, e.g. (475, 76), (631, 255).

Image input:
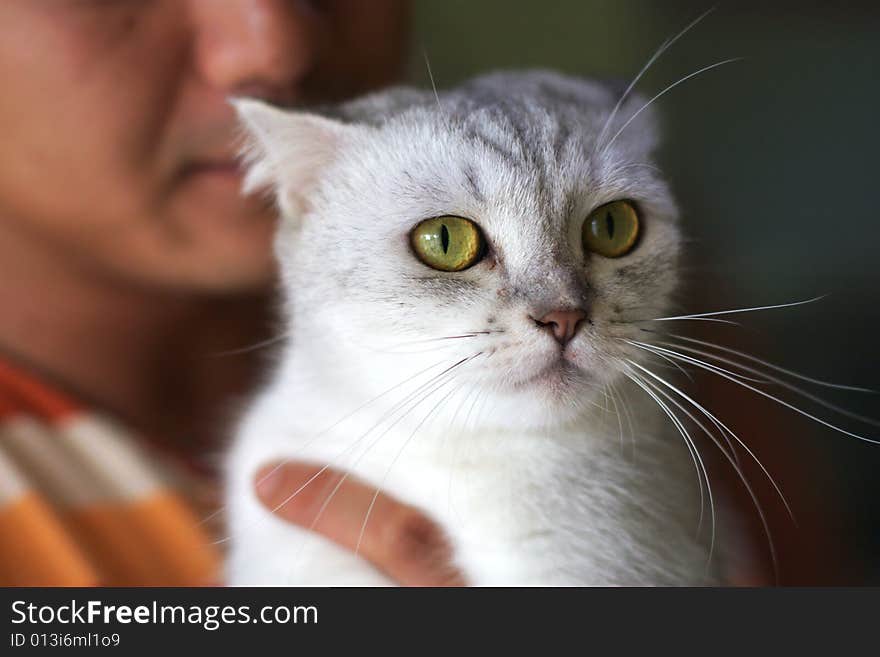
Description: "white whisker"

(289, 355), (478, 568)
(611, 378), (638, 457)
(197, 355), (453, 528)
(627, 339), (769, 384)
(629, 341), (880, 445)
(622, 367), (714, 556)
(604, 57), (743, 153)
(639, 316), (742, 326)
(362, 330), (503, 355)
(605, 381), (626, 452)
(448, 383), (489, 521)
(210, 331), (291, 357)
(666, 333), (877, 394)
(626, 357), (793, 522)
(624, 341), (741, 462)
(637, 343), (695, 382)
(652, 295), (826, 321)
(287, 352), (483, 570)
(625, 360), (782, 580)
(595, 7), (715, 152)
(356, 375), (466, 555)
(658, 339), (880, 429)
(423, 48), (443, 113)
(213, 354), (476, 544)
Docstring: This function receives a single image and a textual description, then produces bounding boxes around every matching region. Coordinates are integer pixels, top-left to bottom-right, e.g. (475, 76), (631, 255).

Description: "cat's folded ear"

(232, 98), (356, 219)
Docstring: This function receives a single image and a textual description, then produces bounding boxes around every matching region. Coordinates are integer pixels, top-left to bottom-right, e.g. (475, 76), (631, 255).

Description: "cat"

(224, 70), (727, 586)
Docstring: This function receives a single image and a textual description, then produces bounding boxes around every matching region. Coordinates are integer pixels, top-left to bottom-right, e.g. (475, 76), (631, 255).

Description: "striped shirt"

(0, 357), (221, 586)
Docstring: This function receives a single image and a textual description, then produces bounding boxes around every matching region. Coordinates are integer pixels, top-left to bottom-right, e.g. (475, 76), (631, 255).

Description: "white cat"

(225, 71), (724, 585)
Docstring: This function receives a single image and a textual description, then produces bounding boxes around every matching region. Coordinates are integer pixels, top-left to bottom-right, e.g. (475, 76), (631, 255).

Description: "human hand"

(254, 462), (466, 586)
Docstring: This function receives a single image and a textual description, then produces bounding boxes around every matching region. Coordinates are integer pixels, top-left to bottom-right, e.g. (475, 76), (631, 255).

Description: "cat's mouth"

(514, 356), (585, 391)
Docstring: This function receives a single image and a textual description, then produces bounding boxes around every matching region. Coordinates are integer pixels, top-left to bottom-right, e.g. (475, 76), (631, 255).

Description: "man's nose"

(532, 309), (588, 347)
(189, 0), (321, 101)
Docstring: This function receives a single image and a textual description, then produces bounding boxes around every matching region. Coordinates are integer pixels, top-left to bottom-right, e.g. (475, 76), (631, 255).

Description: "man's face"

(0, 0), (408, 293)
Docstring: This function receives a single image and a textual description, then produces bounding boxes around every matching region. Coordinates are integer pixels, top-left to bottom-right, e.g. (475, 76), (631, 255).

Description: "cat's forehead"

(346, 70), (657, 183)
(337, 73), (661, 231)
(298, 69), (673, 266)
(344, 71), (627, 165)
(338, 70), (621, 127)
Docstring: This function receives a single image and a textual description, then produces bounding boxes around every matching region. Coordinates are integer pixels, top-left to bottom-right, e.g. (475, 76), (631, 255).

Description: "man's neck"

(0, 226), (274, 457)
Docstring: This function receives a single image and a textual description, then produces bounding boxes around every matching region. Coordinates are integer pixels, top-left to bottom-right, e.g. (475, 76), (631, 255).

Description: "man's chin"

(151, 203), (279, 294)
(106, 238), (277, 297)
(183, 259), (277, 295)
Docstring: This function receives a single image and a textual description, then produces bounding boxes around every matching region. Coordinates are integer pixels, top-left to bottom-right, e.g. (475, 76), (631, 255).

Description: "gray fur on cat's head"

(234, 70), (681, 430)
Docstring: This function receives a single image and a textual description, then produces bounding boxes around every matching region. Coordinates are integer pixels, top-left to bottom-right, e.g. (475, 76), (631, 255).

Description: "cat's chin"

(482, 362), (605, 431)
(481, 393), (599, 432)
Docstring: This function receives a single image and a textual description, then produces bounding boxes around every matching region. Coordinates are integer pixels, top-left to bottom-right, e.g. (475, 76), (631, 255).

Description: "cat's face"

(237, 72), (681, 430)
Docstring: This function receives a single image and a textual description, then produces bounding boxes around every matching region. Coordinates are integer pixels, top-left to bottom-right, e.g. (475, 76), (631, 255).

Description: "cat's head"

(235, 70), (681, 430)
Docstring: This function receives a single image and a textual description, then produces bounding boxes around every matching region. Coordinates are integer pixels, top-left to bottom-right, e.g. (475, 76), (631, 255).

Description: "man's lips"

(186, 160), (244, 177)
(176, 159), (249, 193)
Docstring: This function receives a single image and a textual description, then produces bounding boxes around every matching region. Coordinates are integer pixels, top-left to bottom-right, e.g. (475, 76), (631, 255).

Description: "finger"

(255, 461), (466, 586)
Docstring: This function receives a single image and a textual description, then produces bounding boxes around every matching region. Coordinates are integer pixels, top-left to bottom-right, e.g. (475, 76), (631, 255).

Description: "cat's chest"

(237, 387), (711, 585)
(285, 425), (689, 584)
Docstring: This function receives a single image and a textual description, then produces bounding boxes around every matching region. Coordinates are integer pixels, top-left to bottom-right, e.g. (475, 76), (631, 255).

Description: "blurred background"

(407, 1), (879, 583)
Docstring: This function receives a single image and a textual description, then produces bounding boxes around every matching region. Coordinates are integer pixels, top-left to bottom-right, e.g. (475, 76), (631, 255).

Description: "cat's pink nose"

(533, 309), (587, 346)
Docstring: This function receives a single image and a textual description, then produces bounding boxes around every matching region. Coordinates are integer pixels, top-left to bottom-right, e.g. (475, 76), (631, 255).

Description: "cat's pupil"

(606, 212), (615, 239)
(441, 223), (450, 253)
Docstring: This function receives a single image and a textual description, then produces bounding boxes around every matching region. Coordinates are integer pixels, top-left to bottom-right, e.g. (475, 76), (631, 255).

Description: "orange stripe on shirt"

(63, 492), (220, 586)
(0, 356), (225, 586)
(0, 493), (98, 586)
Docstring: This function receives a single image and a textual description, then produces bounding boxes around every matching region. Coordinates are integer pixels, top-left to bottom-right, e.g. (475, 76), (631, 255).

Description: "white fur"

(226, 71), (722, 586)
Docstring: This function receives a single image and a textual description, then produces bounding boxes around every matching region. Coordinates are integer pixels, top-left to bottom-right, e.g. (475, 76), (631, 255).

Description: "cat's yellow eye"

(582, 200), (641, 258)
(411, 216), (485, 272)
